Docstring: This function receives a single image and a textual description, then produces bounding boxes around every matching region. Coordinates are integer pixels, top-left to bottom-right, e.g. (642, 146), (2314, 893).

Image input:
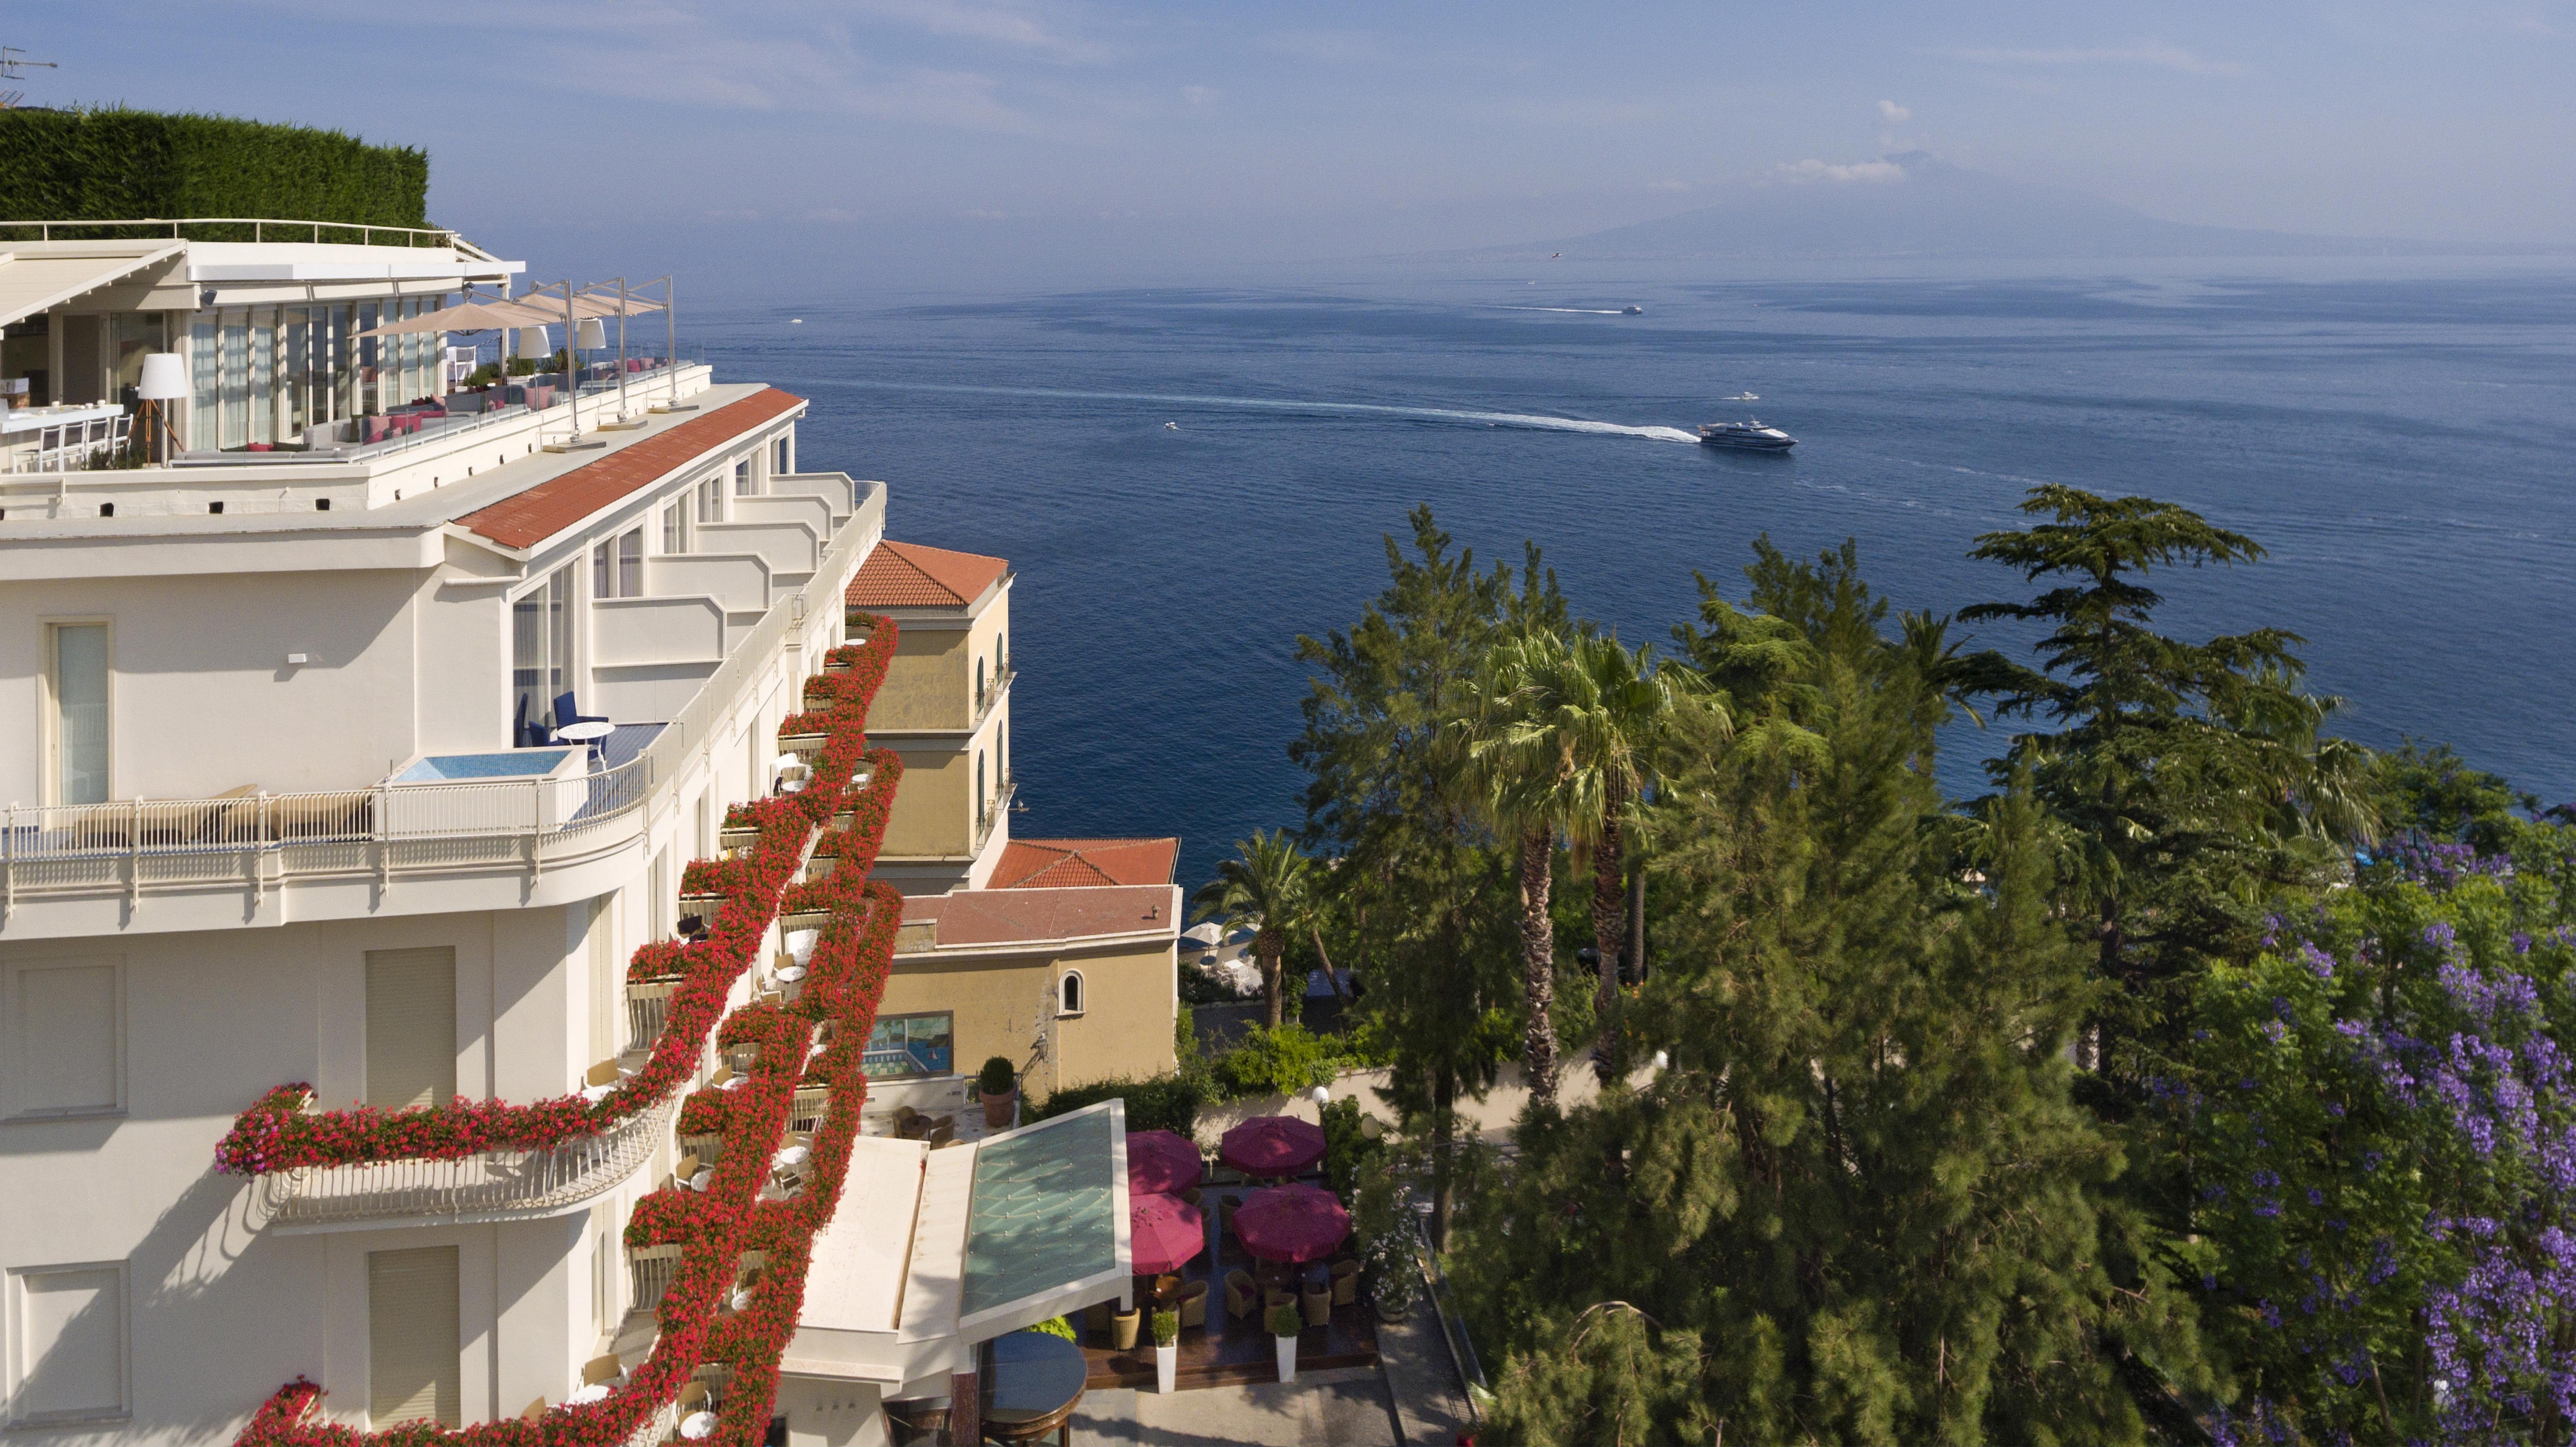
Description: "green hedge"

(0, 108), (430, 242)
(1028, 1073), (1205, 1138)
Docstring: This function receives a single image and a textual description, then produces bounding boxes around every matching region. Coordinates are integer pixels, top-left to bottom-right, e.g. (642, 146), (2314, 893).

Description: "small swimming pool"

(392, 749), (573, 783)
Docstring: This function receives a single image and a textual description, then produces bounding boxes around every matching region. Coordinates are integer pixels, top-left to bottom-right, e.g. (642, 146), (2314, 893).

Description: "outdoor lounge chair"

(1330, 1260), (1360, 1306)
(1224, 1270), (1258, 1320)
(1302, 1282), (1331, 1327)
(1176, 1279), (1209, 1329)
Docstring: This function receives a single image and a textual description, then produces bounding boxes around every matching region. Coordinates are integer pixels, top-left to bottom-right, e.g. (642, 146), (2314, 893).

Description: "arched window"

(976, 751), (986, 813)
(976, 657), (986, 706)
(1058, 971), (1085, 1016)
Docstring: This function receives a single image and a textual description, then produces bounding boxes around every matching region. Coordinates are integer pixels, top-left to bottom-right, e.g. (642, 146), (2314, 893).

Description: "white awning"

(0, 243), (185, 330)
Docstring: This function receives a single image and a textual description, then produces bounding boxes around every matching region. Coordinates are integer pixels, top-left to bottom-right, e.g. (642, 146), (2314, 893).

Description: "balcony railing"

(0, 217), (492, 254)
(974, 663), (1014, 726)
(166, 361), (704, 469)
(0, 480), (881, 923)
(259, 1092), (678, 1227)
(975, 771), (1016, 852)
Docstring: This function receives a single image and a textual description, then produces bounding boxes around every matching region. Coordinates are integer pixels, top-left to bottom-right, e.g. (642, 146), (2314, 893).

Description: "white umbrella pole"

(615, 276), (631, 421)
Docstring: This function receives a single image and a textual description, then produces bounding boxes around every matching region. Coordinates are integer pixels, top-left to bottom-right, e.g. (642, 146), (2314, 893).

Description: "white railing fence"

(261, 1093), (678, 1227)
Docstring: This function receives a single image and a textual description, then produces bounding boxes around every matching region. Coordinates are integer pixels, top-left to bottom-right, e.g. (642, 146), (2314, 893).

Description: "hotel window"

(662, 499), (685, 554)
(355, 301), (381, 416)
(5, 959), (123, 1120)
(6, 1262), (127, 1426)
(282, 308), (310, 436)
(733, 458), (753, 496)
(586, 894), (618, 1065)
(1057, 971), (1085, 1016)
(511, 564), (576, 739)
(860, 1011), (954, 1080)
(367, 1246), (460, 1428)
(218, 309), (249, 449)
(48, 623), (110, 806)
(592, 528), (644, 600)
(774, 435), (791, 475)
(189, 316), (216, 447)
(248, 308), (277, 446)
(976, 751), (986, 816)
(327, 304), (355, 423)
(696, 477), (720, 525)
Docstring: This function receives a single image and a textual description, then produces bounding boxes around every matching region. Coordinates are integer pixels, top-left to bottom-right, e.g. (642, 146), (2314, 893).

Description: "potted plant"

(1111, 1302), (1142, 1351)
(1267, 1302), (1303, 1383)
(1151, 1309), (1179, 1394)
(1370, 1255), (1418, 1325)
(977, 1056), (1018, 1128)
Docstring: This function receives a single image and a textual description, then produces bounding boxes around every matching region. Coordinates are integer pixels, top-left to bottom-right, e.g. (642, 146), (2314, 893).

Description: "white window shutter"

(367, 1247), (459, 1427)
(364, 948), (456, 1110)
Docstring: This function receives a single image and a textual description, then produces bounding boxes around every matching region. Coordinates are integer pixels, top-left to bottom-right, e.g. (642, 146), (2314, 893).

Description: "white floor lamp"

(136, 353), (187, 463)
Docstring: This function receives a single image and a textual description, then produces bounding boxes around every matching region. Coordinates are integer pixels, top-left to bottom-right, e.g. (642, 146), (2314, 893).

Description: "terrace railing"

(0, 218), (495, 254)
(260, 1092), (679, 1227)
(0, 482), (881, 922)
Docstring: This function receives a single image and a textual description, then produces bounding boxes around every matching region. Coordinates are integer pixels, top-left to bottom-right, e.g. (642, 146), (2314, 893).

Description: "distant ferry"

(1699, 419), (1796, 451)
(1621, 305), (1643, 315)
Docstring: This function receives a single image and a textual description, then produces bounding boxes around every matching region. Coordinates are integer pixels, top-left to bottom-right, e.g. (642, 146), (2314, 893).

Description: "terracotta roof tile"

(901, 885), (1178, 948)
(454, 388), (806, 549)
(992, 838), (1180, 890)
(845, 539), (1010, 610)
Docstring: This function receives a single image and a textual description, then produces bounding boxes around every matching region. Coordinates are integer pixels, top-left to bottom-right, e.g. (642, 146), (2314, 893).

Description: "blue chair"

(514, 694), (546, 748)
(552, 691), (608, 736)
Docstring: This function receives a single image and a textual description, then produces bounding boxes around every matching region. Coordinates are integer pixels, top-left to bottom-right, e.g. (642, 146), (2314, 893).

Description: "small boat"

(1725, 392), (1758, 401)
(1698, 419), (1796, 451)
(1163, 421), (1179, 430)
(1621, 305), (1643, 315)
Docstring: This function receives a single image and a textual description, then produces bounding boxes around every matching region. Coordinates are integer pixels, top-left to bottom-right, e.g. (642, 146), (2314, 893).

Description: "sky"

(11, 0), (2574, 290)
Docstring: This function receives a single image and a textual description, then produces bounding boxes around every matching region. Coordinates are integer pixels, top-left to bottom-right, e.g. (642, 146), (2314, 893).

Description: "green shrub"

(1028, 1073), (1205, 1138)
(977, 1056), (1017, 1095)
(0, 108), (430, 238)
(1212, 1022), (1350, 1100)
(1266, 1302), (1304, 1338)
(1151, 1309), (1179, 1346)
(1028, 1315), (1075, 1342)
(1319, 1096), (1379, 1202)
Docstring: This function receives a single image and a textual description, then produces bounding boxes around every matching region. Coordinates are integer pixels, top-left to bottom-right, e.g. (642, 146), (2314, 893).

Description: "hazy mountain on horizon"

(1494, 152), (2477, 261)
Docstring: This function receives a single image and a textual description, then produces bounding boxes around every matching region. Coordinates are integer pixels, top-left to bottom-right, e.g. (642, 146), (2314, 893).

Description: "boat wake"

(1495, 305), (1631, 316)
(816, 378), (1701, 444)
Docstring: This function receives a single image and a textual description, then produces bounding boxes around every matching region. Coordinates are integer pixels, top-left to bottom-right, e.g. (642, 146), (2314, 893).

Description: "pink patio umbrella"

(1125, 1130), (1204, 1196)
(1218, 1115), (1326, 1179)
(1231, 1184), (1352, 1264)
(1129, 1191), (1207, 1276)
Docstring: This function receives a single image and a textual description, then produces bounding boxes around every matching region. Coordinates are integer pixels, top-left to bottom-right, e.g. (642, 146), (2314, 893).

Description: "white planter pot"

(1156, 1343), (1177, 1395)
(1275, 1335), (1298, 1383)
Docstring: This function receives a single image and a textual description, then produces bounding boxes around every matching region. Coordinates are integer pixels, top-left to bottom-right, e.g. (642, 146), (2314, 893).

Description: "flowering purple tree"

(2180, 831), (2576, 1444)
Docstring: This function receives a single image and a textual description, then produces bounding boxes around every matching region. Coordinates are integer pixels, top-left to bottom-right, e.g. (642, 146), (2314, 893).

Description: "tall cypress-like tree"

(1459, 541), (2207, 1444)
(1292, 507), (1555, 1245)
(1961, 484), (2376, 1082)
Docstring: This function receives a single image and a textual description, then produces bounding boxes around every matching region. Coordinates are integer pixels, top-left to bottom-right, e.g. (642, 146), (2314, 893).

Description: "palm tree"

(1470, 633), (1720, 1088)
(1454, 630), (1594, 1109)
(1192, 830), (1314, 1029)
(1562, 635), (1717, 1073)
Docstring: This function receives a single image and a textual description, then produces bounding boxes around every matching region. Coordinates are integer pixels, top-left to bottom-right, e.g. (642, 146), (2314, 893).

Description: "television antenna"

(0, 46), (57, 107)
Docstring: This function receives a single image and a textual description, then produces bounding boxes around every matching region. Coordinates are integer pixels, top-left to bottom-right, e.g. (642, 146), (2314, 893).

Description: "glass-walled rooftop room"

(186, 298), (447, 451)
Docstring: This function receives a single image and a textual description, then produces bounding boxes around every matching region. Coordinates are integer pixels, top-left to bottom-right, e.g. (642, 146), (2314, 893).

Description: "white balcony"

(0, 479), (885, 939)
(260, 1092), (679, 1231)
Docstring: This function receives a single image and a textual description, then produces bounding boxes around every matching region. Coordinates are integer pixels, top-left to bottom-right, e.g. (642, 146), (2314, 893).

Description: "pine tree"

(1458, 540), (2208, 1444)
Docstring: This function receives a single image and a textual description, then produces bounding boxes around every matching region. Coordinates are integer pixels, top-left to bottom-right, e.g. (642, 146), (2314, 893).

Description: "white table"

(556, 720), (615, 768)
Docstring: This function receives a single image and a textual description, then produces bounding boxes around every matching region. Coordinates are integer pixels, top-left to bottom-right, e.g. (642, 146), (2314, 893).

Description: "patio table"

(980, 1329), (1087, 1447)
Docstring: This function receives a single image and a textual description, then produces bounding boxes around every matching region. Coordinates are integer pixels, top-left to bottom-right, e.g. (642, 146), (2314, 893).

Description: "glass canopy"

(958, 1102), (1127, 1336)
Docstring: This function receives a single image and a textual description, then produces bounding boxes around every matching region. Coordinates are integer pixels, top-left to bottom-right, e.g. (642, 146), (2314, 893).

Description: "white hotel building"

(0, 227), (1174, 1444)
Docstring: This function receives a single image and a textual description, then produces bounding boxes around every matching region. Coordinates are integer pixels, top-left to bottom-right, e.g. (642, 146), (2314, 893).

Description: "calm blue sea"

(701, 268), (2576, 890)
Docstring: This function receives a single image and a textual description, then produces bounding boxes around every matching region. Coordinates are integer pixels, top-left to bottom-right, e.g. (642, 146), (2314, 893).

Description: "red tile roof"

(454, 388), (806, 549)
(901, 885), (1178, 948)
(991, 838), (1180, 890)
(845, 539), (1010, 610)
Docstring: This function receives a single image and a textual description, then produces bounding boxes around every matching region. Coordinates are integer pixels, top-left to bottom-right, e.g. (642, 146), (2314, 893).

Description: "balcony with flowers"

(223, 623), (908, 1445)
